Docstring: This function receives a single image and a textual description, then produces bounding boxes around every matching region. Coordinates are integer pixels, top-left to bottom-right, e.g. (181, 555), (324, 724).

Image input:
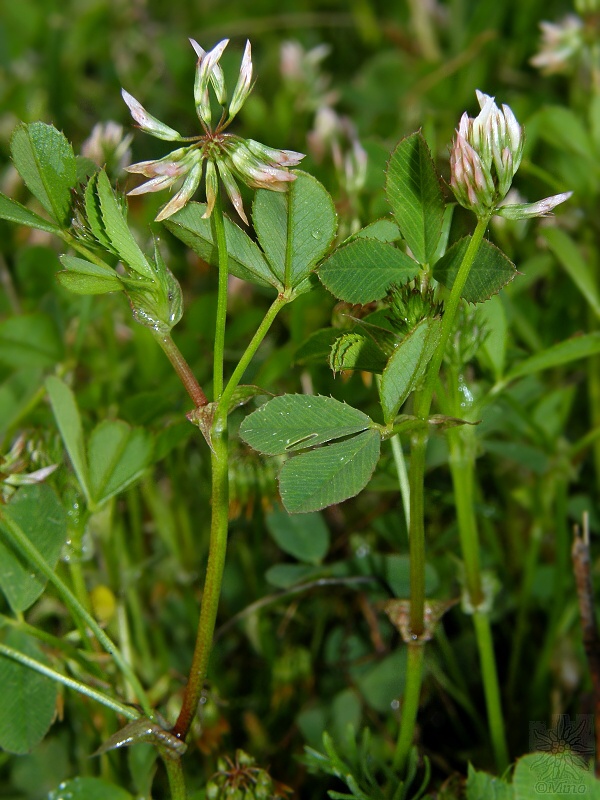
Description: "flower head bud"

(228, 40), (253, 122)
(450, 133), (496, 215)
(450, 91), (524, 216)
(121, 90), (183, 141)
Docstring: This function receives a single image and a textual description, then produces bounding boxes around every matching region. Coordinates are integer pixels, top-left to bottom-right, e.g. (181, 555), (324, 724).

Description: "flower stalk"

(396, 218), (490, 771)
(120, 36), (306, 751)
(396, 88), (552, 768)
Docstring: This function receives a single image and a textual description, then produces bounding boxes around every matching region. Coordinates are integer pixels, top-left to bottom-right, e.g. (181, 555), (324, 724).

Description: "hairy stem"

(397, 214), (490, 765)
(220, 292), (290, 410)
(390, 434), (410, 534)
(393, 643), (425, 772)
(408, 426), (427, 635)
(473, 611), (509, 771)
(173, 417), (229, 740)
(448, 424), (508, 771)
(173, 192), (231, 741)
(154, 333), (208, 408)
(416, 215), (490, 419)
(163, 755), (188, 800)
(212, 191), (229, 401)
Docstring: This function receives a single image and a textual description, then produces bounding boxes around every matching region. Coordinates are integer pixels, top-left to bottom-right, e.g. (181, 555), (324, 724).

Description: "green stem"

(0, 613), (105, 679)
(473, 612), (509, 771)
(173, 193), (232, 741)
(0, 512), (154, 719)
(220, 293), (290, 410)
(212, 191), (229, 401)
(0, 642), (139, 720)
(393, 643), (425, 772)
(448, 424), (509, 772)
(170, 205), (292, 741)
(173, 417), (229, 740)
(59, 231), (117, 270)
(390, 434), (410, 534)
(416, 215), (490, 420)
(68, 557), (92, 614)
(448, 426), (483, 605)
(163, 756), (187, 800)
(407, 214), (490, 633)
(396, 214), (490, 766)
(408, 427), (427, 635)
(117, 602), (136, 705)
(507, 518), (543, 696)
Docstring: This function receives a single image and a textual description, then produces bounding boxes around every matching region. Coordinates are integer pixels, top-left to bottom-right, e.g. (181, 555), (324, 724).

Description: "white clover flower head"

(122, 38), (305, 224)
(279, 40), (338, 112)
(530, 15), (584, 74)
(81, 122), (133, 173)
(451, 92), (571, 220)
(450, 91), (525, 216)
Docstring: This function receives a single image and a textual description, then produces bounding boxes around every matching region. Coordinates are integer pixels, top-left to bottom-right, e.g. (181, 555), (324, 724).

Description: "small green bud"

(386, 285), (442, 336)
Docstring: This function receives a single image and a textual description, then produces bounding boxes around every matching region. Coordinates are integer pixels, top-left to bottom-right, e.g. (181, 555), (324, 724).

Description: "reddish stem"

(156, 334), (208, 408)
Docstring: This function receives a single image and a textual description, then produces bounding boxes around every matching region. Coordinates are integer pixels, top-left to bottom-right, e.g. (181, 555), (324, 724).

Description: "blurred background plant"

(0, 0), (599, 798)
